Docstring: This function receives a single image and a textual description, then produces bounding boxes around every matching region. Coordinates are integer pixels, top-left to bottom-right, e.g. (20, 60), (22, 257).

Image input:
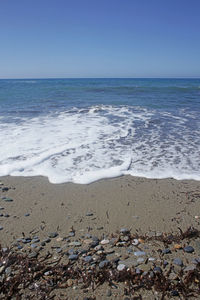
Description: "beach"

(1, 175), (200, 299)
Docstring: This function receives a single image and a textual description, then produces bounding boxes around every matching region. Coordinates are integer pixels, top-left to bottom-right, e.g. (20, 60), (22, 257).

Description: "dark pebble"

(43, 238), (51, 243)
(24, 213), (30, 217)
(99, 260), (109, 268)
(83, 256), (93, 263)
(173, 258), (183, 266)
(0, 226), (3, 230)
(3, 197), (13, 202)
(154, 266), (162, 273)
(68, 231), (75, 237)
(0, 213), (3, 217)
(17, 245), (23, 250)
(4, 214), (9, 218)
(48, 232), (58, 238)
(171, 290), (179, 296)
(69, 254), (78, 261)
(68, 249), (76, 255)
(184, 246), (194, 253)
(0, 207), (4, 210)
(120, 228), (130, 234)
(162, 248), (171, 254)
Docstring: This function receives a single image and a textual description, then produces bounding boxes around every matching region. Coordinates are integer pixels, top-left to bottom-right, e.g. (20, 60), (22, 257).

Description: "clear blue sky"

(0, 0), (200, 78)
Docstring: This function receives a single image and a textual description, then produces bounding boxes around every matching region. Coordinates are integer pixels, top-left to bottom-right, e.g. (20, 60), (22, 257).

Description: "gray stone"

(68, 249), (76, 255)
(120, 228), (130, 234)
(0, 226), (3, 230)
(3, 197), (13, 202)
(0, 207), (4, 210)
(69, 254), (78, 261)
(83, 256), (93, 263)
(68, 231), (75, 237)
(173, 258), (183, 266)
(86, 212), (93, 216)
(154, 266), (162, 273)
(32, 238), (40, 243)
(117, 264), (126, 271)
(134, 251), (146, 256)
(28, 252), (38, 258)
(56, 248), (62, 253)
(99, 260), (109, 268)
(48, 232), (58, 238)
(107, 289), (112, 297)
(24, 213), (30, 217)
(31, 244), (37, 249)
(43, 238), (51, 243)
(184, 264), (196, 272)
(69, 241), (81, 247)
(183, 246), (194, 253)
(162, 248), (171, 254)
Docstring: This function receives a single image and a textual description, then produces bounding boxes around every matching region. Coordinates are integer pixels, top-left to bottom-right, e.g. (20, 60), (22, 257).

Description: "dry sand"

(1, 175), (200, 300)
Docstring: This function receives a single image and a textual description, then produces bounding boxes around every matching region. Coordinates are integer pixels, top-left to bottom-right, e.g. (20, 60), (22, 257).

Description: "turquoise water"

(0, 78), (199, 183)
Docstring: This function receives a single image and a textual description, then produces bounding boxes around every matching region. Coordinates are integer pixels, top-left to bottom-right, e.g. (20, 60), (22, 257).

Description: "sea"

(0, 78), (199, 184)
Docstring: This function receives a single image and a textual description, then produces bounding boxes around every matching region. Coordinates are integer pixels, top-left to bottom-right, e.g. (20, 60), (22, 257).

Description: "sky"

(0, 0), (200, 78)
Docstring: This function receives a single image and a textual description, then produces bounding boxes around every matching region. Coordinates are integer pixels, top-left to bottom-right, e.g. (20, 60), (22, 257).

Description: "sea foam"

(0, 105), (199, 184)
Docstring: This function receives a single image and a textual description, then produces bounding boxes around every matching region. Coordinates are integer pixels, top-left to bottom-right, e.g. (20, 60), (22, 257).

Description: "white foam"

(0, 105), (199, 184)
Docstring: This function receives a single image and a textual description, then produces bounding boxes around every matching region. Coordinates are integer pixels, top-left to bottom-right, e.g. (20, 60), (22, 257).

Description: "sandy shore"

(0, 175), (200, 246)
(1, 175), (200, 299)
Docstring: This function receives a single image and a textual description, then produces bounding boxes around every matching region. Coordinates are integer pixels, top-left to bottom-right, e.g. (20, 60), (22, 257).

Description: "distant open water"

(0, 78), (199, 184)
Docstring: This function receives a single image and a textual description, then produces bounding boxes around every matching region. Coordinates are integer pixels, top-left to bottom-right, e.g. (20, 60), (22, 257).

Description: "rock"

(162, 248), (171, 254)
(148, 257), (156, 262)
(137, 257), (145, 264)
(32, 238), (40, 243)
(68, 231), (75, 237)
(184, 265), (196, 272)
(28, 252), (38, 258)
(31, 244), (37, 249)
(192, 257), (200, 264)
(139, 264), (151, 272)
(4, 213), (9, 217)
(69, 241), (81, 247)
(100, 239), (109, 245)
(134, 251), (146, 256)
(118, 259), (138, 268)
(0, 226), (3, 230)
(3, 197), (13, 202)
(86, 212), (93, 216)
(83, 256), (93, 263)
(132, 239), (139, 246)
(0, 207), (4, 210)
(99, 260), (109, 268)
(43, 238), (51, 243)
(154, 266), (162, 273)
(68, 249), (76, 255)
(117, 264), (126, 271)
(56, 248), (62, 253)
(120, 228), (130, 235)
(48, 232), (58, 238)
(173, 258), (183, 266)
(107, 289), (112, 297)
(183, 246), (194, 253)
(171, 290), (179, 297)
(69, 254), (78, 261)
(67, 279), (73, 287)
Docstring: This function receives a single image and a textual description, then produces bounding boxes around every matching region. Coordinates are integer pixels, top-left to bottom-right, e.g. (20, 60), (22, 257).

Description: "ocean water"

(0, 78), (199, 184)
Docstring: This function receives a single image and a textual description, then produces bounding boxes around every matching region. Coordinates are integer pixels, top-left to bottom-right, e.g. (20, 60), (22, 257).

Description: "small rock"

(24, 213), (30, 217)
(67, 279), (73, 287)
(86, 212), (93, 216)
(43, 238), (51, 243)
(69, 254), (78, 261)
(69, 241), (81, 247)
(83, 256), (93, 263)
(68, 231), (75, 237)
(171, 290), (179, 297)
(48, 232), (58, 238)
(32, 238), (40, 243)
(0, 207), (4, 210)
(120, 228), (130, 235)
(173, 258), (183, 266)
(56, 248), (62, 253)
(117, 264), (126, 271)
(137, 257), (145, 264)
(0, 226), (3, 230)
(3, 197), (13, 202)
(100, 239), (110, 245)
(31, 244), (37, 249)
(28, 252), (38, 258)
(99, 260), (109, 268)
(183, 246), (194, 253)
(162, 248), (171, 254)
(132, 239), (139, 246)
(154, 266), (162, 273)
(134, 251), (146, 256)
(184, 265), (196, 272)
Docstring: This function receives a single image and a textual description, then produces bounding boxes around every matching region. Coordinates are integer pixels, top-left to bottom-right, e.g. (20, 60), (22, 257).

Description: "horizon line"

(0, 76), (200, 80)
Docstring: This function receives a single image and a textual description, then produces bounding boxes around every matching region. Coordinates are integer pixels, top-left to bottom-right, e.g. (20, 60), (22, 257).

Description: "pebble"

(43, 238), (51, 243)
(48, 232), (58, 238)
(67, 279), (73, 287)
(56, 248), (62, 253)
(86, 212), (93, 216)
(69, 241), (81, 247)
(134, 251), (146, 256)
(137, 257), (145, 264)
(3, 197), (13, 202)
(100, 239), (110, 245)
(99, 260), (109, 268)
(154, 266), (162, 273)
(4, 214), (10, 217)
(184, 264), (196, 272)
(28, 252), (38, 258)
(171, 290), (179, 297)
(162, 248), (171, 254)
(83, 256), (93, 263)
(24, 213), (30, 217)
(69, 254), (78, 261)
(117, 264), (126, 271)
(183, 246), (194, 253)
(173, 258), (183, 266)
(132, 239), (139, 246)
(0, 213), (3, 217)
(31, 244), (37, 249)
(32, 238), (40, 243)
(0, 207), (4, 210)
(68, 249), (76, 255)
(68, 231), (75, 237)
(120, 228), (130, 235)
